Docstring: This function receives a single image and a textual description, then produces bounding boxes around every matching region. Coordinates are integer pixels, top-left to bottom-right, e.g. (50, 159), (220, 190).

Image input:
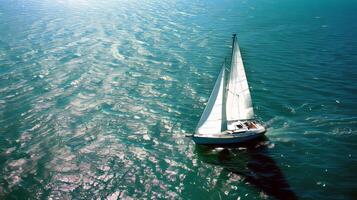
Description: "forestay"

(225, 35), (254, 121)
(196, 66), (226, 135)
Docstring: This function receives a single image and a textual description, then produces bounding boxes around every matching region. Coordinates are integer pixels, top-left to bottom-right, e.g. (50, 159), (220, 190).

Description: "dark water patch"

(195, 137), (298, 200)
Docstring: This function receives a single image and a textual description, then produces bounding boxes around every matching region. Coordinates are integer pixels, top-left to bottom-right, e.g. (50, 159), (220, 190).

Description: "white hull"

(192, 126), (266, 145)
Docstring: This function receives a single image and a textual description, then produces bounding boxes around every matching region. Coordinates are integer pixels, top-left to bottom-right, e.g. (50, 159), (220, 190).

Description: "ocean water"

(0, 0), (356, 199)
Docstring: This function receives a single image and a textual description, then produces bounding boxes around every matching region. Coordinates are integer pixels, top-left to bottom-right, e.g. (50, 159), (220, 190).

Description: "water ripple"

(0, 0), (356, 199)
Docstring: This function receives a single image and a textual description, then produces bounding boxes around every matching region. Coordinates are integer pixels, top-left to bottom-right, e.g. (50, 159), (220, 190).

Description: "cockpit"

(227, 120), (257, 131)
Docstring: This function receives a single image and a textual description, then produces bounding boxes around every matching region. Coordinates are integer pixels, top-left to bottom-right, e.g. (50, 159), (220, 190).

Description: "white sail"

(226, 35), (254, 121)
(196, 66), (225, 135)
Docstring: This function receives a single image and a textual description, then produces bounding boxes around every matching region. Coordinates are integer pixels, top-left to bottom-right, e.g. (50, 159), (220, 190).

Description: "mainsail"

(225, 34), (254, 121)
(196, 66), (226, 135)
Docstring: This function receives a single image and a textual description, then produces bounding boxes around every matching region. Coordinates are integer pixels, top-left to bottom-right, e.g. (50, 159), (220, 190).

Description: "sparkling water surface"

(0, 0), (356, 199)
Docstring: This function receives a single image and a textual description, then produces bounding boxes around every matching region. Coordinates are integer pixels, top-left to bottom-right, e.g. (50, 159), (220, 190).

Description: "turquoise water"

(1, 0), (356, 199)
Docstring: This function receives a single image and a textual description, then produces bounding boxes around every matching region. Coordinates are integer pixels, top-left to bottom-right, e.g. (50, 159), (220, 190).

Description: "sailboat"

(192, 34), (266, 145)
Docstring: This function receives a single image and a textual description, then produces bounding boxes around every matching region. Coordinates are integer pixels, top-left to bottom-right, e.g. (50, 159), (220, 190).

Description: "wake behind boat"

(192, 34), (266, 145)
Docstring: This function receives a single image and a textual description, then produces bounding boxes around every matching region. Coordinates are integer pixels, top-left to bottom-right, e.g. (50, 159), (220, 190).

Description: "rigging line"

(237, 88), (250, 93)
(227, 89), (239, 96)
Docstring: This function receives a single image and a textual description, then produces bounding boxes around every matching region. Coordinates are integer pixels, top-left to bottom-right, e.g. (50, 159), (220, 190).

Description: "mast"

(231, 33), (237, 58)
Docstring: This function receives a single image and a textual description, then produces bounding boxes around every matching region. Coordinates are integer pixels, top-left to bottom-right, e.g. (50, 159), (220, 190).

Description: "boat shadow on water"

(194, 136), (298, 200)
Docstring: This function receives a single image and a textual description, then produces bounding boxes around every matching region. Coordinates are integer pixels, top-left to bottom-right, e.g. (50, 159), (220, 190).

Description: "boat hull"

(192, 128), (266, 145)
